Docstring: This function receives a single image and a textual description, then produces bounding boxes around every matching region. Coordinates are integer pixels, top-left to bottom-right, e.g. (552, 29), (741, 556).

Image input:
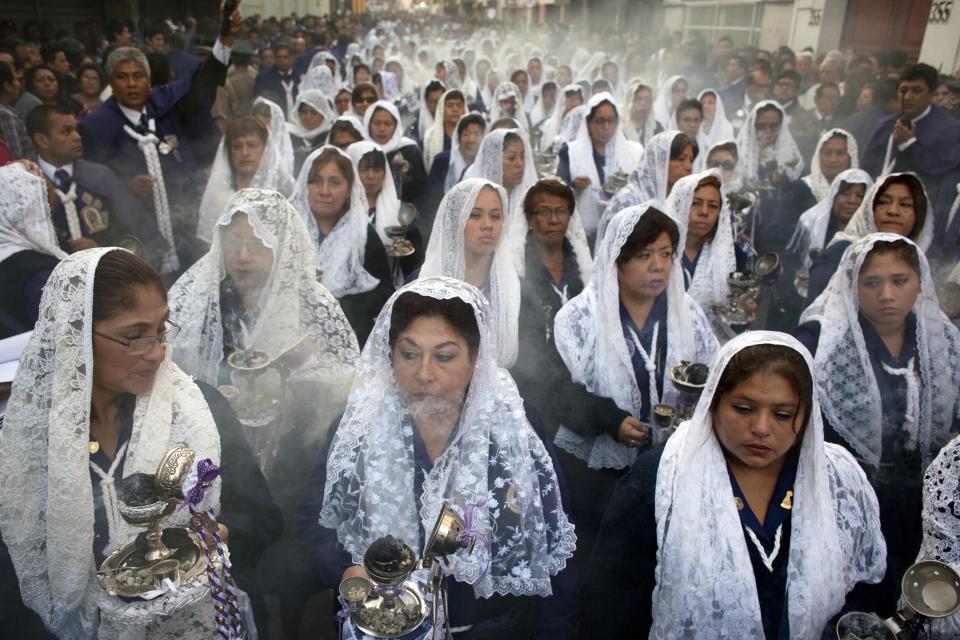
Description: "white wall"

(918, 2), (960, 73)
(757, 3), (793, 51)
(786, 0), (846, 54)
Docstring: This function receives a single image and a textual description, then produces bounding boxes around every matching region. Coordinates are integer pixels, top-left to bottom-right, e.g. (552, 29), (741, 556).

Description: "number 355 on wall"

(929, 0), (953, 24)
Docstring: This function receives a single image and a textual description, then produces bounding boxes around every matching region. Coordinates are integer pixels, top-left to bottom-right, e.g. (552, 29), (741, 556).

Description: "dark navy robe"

(581, 445), (895, 638)
(861, 105), (960, 245)
(45, 158), (167, 267)
(299, 404), (578, 639)
(78, 54), (226, 214)
(253, 67), (300, 117)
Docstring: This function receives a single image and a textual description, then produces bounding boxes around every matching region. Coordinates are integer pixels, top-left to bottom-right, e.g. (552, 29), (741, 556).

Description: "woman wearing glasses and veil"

(0, 249), (280, 638)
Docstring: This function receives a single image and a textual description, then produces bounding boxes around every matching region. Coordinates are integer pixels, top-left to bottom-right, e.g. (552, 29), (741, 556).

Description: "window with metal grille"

(682, 1), (764, 47)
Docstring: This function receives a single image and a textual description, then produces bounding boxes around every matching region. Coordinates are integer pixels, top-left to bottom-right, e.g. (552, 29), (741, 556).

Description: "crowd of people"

(0, 4), (959, 639)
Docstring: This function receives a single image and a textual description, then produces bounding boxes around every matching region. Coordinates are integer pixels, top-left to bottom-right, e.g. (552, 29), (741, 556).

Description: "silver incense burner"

(384, 203), (418, 258)
(837, 561), (960, 639)
(97, 445), (206, 598)
(339, 503), (475, 639)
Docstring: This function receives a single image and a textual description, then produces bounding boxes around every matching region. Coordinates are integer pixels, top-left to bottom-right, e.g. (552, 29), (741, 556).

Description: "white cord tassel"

(881, 357), (920, 451)
(123, 123), (179, 273)
(53, 182), (82, 240)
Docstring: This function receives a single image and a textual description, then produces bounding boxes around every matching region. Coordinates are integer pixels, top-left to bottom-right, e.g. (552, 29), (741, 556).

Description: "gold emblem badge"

(734, 496), (745, 511)
(780, 490), (793, 510)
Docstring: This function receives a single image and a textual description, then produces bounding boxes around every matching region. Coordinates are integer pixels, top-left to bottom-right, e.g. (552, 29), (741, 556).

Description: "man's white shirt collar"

(37, 157), (73, 183)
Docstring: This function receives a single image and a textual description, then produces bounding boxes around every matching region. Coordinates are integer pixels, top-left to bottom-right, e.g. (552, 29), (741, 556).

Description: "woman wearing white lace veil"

(288, 89), (336, 173)
(542, 84), (585, 150)
(805, 172), (934, 306)
(735, 100), (804, 187)
(915, 434), (960, 637)
(422, 88), (466, 171)
(652, 75), (688, 131)
(696, 88), (734, 151)
(170, 188), (359, 460)
(347, 141), (424, 283)
(479, 68), (500, 111)
(307, 51), (342, 91)
(251, 96), (295, 175)
(582, 331), (888, 638)
(463, 128), (538, 268)
(550, 204), (717, 577)
(291, 146), (394, 345)
(197, 116), (295, 243)
(796, 234), (960, 578)
(487, 82), (530, 131)
(621, 80), (661, 146)
(665, 169), (749, 329)
(301, 64), (338, 97)
(598, 130), (697, 246)
(0, 162), (67, 338)
(804, 128), (859, 204)
(0, 248), (281, 638)
(554, 203), (717, 470)
(301, 277), (577, 637)
(557, 92), (645, 238)
(704, 139), (744, 193)
(384, 58), (416, 101)
(418, 178), (521, 369)
(786, 168), (872, 288)
(363, 99), (427, 198)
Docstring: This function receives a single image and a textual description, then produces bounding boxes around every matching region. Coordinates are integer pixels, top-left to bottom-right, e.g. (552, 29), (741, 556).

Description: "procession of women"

(1, 4), (959, 639)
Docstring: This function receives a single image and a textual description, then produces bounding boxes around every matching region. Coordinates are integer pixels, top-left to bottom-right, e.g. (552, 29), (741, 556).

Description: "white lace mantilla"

(651, 331), (887, 638)
(319, 277), (576, 598)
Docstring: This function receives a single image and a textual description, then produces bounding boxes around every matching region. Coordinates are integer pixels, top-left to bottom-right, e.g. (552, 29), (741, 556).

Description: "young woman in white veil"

(735, 100), (804, 188)
(291, 145), (395, 345)
(796, 233), (960, 586)
(915, 433), (960, 637)
(363, 99), (427, 198)
(197, 116), (295, 243)
(422, 88), (466, 171)
(418, 178), (521, 368)
(0, 248), (281, 638)
(805, 172), (934, 306)
(664, 169), (750, 330)
(621, 80), (661, 146)
(542, 84), (585, 150)
(598, 131), (697, 246)
(582, 331), (889, 638)
(556, 92), (645, 239)
(652, 75), (688, 131)
(347, 140), (424, 283)
(288, 89), (336, 174)
(251, 96), (295, 175)
(487, 82), (531, 131)
(786, 168), (872, 296)
(696, 88), (734, 150)
(551, 203), (718, 573)
(462, 128), (539, 267)
(169, 188), (359, 470)
(301, 277), (577, 638)
(0, 162), (66, 337)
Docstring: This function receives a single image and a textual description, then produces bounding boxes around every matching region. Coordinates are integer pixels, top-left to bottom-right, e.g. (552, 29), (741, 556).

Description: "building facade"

(661, 0), (960, 71)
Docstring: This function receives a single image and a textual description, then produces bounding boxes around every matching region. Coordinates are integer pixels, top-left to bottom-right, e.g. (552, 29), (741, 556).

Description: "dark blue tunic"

(299, 404), (578, 639)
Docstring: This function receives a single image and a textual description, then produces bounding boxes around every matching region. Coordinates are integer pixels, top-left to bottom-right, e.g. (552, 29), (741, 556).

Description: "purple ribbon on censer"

(185, 458), (222, 506)
(458, 500), (489, 550)
(457, 500), (490, 581)
(184, 459), (243, 639)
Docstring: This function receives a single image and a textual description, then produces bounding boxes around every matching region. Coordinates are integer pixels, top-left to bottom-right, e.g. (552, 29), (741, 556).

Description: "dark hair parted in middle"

(523, 178), (576, 218)
(669, 133), (699, 161)
(875, 174), (927, 242)
(616, 207), (680, 265)
(862, 239), (922, 277)
(389, 292), (481, 358)
(710, 343), (814, 438)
